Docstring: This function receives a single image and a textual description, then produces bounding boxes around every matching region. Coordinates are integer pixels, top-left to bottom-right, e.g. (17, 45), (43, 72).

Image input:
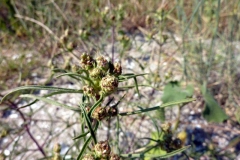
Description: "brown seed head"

(83, 85), (96, 97)
(96, 56), (109, 71)
(110, 154), (121, 160)
(100, 75), (118, 95)
(106, 106), (118, 117)
(94, 140), (111, 158)
(80, 53), (95, 70)
(92, 106), (107, 121)
(170, 138), (182, 150)
(82, 154), (95, 160)
(113, 62), (122, 76)
(90, 67), (104, 80)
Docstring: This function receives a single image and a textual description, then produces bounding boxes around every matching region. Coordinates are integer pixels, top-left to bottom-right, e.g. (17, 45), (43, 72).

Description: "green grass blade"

(20, 94), (80, 111)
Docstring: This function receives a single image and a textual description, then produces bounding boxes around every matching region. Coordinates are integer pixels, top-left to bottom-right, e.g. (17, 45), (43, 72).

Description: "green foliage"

(202, 86), (228, 123)
(1, 0), (239, 159)
(0, 53), (195, 159)
(161, 81), (194, 104)
(121, 130), (190, 159)
(144, 132), (167, 159)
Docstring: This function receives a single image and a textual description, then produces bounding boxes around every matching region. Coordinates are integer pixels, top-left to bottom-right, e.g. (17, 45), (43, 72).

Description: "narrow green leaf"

(73, 122), (99, 140)
(73, 132), (89, 140)
(18, 90), (83, 109)
(20, 94), (80, 111)
(118, 84), (153, 89)
(63, 138), (81, 159)
(76, 136), (92, 160)
(56, 73), (81, 81)
(52, 68), (67, 73)
(119, 98), (195, 116)
(161, 98), (195, 107)
(133, 77), (140, 96)
(88, 96), (104, 117)
(118, 73), (147, 81)
(55, 72), (95, 85)
(79, 104), (97, 144)
(1, 85), (82, 103)
(155, 145), (191, 158)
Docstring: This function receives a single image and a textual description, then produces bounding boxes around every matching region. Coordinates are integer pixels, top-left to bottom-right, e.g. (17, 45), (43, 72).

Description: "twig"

(7, 100), (47, 157)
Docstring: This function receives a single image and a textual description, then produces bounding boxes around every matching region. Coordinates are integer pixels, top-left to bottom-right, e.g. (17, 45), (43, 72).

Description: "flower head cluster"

(82, 140), (121, 160)
(80, 52), (122, 98)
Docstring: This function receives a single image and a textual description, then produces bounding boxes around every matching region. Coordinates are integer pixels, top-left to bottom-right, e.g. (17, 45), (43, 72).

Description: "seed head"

(53, 143), (61, 153)
(67, 41), (77, 51)
(96, 56), (109, 71)
(110, 154), (121, 160)
(80, 53), (95, 70)
(106, 106), (118, 117)
(94, 140), (111, 158)
(92, 106), (107, 121)
(170, 138), (182, 150)
(83, 85), (96, 97)
(90, 67), (104, 80)
(113, 62), (122, 76)
(52, 143), (62, 160)
(82, 154), (95, 160)
(100, 75), (118, 95)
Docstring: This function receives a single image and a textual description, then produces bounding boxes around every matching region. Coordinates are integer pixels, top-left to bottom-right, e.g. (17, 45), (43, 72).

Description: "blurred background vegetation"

(1, 0), (240, 89)
(1, 0), (240, 159)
